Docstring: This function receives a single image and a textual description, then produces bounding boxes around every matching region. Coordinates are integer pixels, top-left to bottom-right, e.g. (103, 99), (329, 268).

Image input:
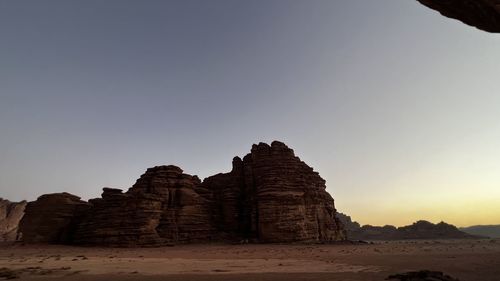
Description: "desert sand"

(1, 239), (499, 280)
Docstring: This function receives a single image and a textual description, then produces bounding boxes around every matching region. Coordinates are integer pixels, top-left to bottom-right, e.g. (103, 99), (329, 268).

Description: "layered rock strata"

(417, 0), (500, 32)
(203, 141), (345, 243)
(74, 166), (213, 246)
(19, 141), (346, 246)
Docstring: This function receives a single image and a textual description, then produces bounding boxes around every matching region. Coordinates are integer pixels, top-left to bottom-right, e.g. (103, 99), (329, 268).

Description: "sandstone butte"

(17, 141), (346, 247)
(417, 0), (500, 33)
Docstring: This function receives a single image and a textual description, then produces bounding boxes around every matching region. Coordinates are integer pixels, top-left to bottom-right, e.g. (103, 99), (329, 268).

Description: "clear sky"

(1, 0), (499, 227)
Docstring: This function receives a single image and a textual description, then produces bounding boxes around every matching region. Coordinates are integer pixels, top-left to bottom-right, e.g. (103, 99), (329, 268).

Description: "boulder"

(387, 270), (460, 281)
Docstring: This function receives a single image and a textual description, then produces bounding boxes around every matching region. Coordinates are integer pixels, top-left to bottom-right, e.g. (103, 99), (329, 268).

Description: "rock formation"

(18, 193), (90, 243)
(203, 141), (345, 243)
(0, 199), (27, 242)
(396, 220), (479, 240)
(19, 141), (346, 246)
(417, 0), (500, 33)
(74, 166), (213, 246)
(387, 270), (461, 281)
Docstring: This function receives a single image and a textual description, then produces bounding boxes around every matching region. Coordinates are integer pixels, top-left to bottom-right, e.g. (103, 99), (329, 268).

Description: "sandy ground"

(1, 239), (499, 281)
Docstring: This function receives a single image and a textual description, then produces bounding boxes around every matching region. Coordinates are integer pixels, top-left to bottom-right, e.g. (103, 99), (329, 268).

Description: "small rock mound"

(387, 270), (460, 281)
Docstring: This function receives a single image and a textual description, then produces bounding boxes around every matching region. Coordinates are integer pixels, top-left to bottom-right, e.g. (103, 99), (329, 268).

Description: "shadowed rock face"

(0, 199), (27, 241)
(74, 166), (213, 246)
(417, 0), (500, 32)
(203, 141), (346, 243)
(19, 141), (346, 246)
(18, 193), (90, 243)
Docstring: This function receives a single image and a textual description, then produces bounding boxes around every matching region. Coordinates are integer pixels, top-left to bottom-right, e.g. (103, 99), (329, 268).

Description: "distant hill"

(460, 225), (500, 238)
(337, 212), (483, 241)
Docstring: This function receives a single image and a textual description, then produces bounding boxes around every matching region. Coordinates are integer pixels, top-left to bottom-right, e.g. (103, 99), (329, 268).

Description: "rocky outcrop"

(0, 199), (27, 241)
(19, 141), (346, 246)
(387, 270), (460, 281)
(346, 219), (481, 241)
(396, 220), (480, 239)
(74, 166), (213, 246)
(129, 166), (214, 244)
(18, 193), (90, 243)
(203, 141), (345, 243)
(73, 187), (165, 246)
(417, 0), (500, 33)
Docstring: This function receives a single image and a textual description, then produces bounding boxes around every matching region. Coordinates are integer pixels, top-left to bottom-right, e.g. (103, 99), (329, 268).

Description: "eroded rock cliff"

(19, 141), (346, 246)
(74, 166), (213, 246)
(204, 141), (345, 243)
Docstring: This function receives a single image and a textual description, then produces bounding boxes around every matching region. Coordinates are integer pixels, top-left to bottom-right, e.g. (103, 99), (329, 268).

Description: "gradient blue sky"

(1, 0), (499, 227)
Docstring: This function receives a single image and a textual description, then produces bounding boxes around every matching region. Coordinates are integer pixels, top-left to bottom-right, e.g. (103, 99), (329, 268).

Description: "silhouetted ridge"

(337, 213), (483, 240)
(460, 225), (500, 238)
